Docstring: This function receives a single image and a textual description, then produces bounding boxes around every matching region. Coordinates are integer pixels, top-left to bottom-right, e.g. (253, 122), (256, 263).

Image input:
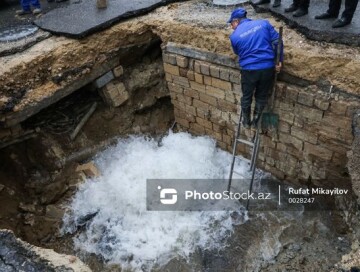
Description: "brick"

(314, 97), (330, 111)
(278, 121), (290, 133)
(172, 75), (190, 87)
(165, 73), (172, 82)
(113, 65), (124, 77)
(194, 61), (201, 73)
(278, 111), (295, 124)
(167, 83), (183, 94)
(163, 63), (179, 76)
(222, 134), (232, 145)
(232, 83), (241, 92)
(322, 112), (352, 130)
(279, 132), (303, 151)
(278, 101), (295, 111)
(187, 70), (195, 81)
(346, 101), (360, 117)
(331, 152), (347, 166)
(194, 73), (203, 84)
(304, 142), (333, 161)
(210, 65), (220, 78)
(209, 106), (222, 121)
(218, 99), (237, 112)
(197, 108), (211, 119)
(293, 116), (304, 127)
(206, 85), (226, 99)
(261, 135), (276, 149)
(225, 93), (236, 103)
(286, 86), (299, 101)
(265, 164), (285, 180)
(219, 67), (230, 81)
(190, 81), (206, 92)
(229, 70), (241, 84)
(100, 82), (129, 107)
(200, 62), (210, 75)
(184, 88), (199, 99)
(176, 94), (192, 105)
(176, 117), (190, 128)
(217, 141), (227, 150)
(276, 142), (287, 152)
(206, 128), (222, 142)
(211, 78), (232, 91)
(190, 123), (205, 135)
(329, 100), (348, 116)
(199, 93), (218, 107)
(175, 108), (196, 123)
(162, 53), (177, 65)
(193, 99), (209, 111)
(179, 68), (188, 77)
(291, 126), (318, 144)
(76, 162), (101, 177)
(294, 104), (323, 121)
(176, 56), (189, 68)
(196, 117), (212, 129)
(185, 104), (197, 116)
(204, 76), (212, 86)
(297, 92), (314, 107)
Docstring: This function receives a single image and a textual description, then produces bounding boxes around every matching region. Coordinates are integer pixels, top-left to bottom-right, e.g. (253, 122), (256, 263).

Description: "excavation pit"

(0, 1), (360, 271)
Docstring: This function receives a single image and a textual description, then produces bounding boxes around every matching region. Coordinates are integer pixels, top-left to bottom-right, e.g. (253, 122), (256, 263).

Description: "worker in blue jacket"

(228, 8), (283, 128)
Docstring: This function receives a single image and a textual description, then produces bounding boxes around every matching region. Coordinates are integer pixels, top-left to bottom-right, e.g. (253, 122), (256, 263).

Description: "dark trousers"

(21, 0), (41, 10)
(240, 68), (274, 110)
(327, 0), (359, 20)
(293, 0), (310, 9)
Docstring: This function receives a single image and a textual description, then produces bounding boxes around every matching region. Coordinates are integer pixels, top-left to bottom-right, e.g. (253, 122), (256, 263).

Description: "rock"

(45, 205), (65, 220)
(0, 229), (91, 271)
(76, 161), (100, 178)
(18, 203), (37, 213)
(0, 184), (4, 192)
(113, 65), (124, 77)
(97, 0), (107, 9)
(69, 171), (87, 188)
(24, 214), (35, 226)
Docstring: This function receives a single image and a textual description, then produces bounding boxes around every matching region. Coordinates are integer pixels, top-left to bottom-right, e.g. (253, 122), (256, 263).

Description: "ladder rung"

(234, 156), (251, 164)
(233, 170), (243, 176)
(236, 138), (254, 147)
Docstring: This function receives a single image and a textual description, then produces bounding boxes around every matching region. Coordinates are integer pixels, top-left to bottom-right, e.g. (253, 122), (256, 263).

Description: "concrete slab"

(0, 26), (50, 57)
(35, 0), (183, 38)
(252, 0), (360, 46)
(213, 0), (249, 7)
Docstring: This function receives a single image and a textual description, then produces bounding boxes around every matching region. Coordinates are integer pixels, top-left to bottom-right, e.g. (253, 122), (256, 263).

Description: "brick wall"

(163, 44), (360, 183)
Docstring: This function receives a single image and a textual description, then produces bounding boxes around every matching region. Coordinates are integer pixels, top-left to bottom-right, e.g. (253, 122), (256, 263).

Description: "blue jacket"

(230, 19), (283, 70)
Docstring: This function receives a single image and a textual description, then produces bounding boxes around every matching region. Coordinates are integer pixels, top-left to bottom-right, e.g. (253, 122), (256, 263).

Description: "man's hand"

(275, 62), (282, 73)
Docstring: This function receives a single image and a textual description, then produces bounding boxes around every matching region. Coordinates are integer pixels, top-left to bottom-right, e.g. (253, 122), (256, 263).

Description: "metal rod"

(227, 110), (243, 192)
(70, 102), (97, 141)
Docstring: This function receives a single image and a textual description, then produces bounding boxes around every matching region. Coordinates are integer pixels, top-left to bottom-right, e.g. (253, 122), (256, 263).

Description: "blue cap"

(227, 8), (247, 23)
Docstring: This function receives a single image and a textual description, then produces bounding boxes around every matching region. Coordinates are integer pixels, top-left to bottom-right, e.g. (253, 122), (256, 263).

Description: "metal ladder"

(227, 109), (262, 210)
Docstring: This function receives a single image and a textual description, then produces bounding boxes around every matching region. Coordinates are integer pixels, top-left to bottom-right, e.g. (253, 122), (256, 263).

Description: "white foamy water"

(63, 132), (251, 270)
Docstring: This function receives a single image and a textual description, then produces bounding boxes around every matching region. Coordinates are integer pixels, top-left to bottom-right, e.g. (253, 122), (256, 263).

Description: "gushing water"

(63, 132), (250, 270)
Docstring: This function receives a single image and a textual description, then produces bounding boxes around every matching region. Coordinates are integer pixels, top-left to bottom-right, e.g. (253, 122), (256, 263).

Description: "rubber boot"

(251, 106), (264, 129)
(242, 107), (251, 129)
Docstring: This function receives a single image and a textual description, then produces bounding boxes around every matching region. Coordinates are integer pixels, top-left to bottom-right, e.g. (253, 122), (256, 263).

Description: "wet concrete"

(35, 0), (183, 38)
(252, 0), (360, 46)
